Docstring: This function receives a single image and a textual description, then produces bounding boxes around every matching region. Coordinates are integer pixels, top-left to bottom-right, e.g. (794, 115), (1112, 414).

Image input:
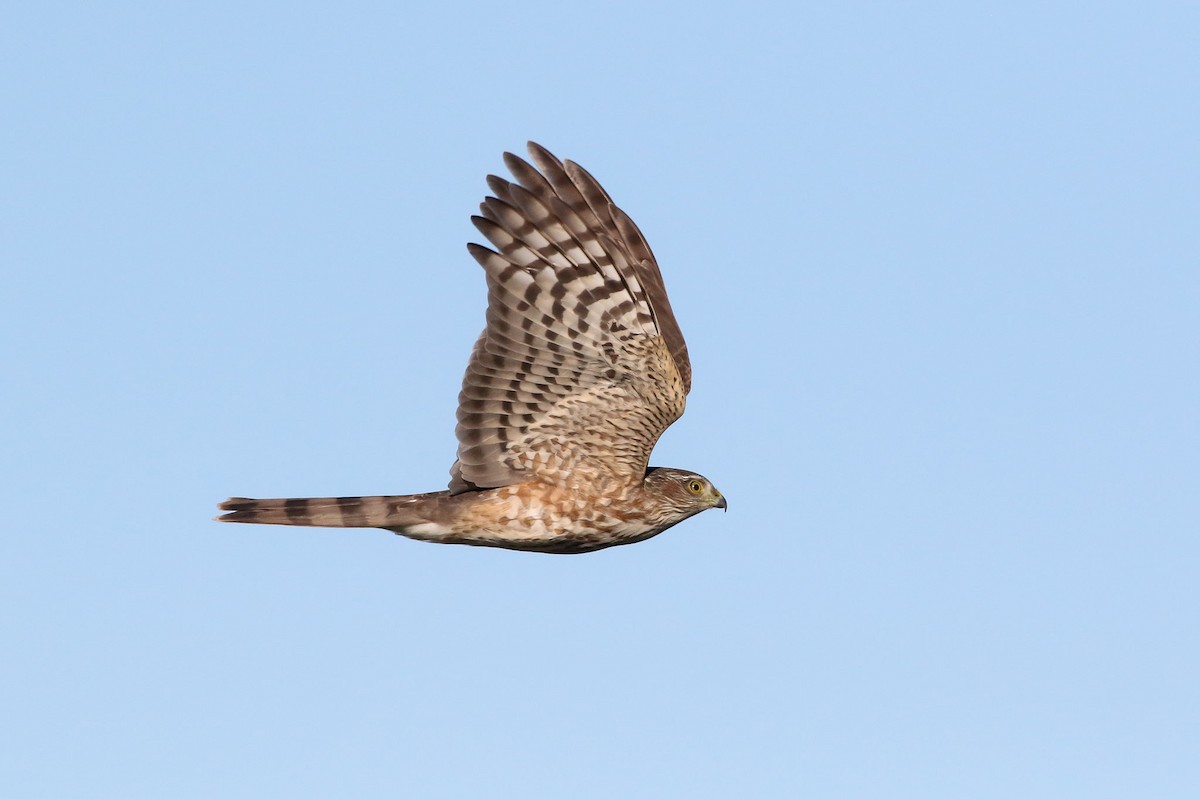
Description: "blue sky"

(4, 1), (1197, 796)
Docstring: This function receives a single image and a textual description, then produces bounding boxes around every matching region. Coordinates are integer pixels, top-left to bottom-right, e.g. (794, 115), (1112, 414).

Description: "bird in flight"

(217, 142), (725, 553)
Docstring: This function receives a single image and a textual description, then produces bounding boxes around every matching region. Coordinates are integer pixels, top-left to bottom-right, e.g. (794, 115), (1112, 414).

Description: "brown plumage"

(217, 143), (725, 554)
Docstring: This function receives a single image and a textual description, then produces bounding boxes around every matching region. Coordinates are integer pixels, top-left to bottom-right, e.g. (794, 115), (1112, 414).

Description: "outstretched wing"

(450, 142), (692, 492)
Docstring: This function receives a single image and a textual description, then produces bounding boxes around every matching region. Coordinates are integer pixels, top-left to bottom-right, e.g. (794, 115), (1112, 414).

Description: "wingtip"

(526, 141), (562, 169)
(485, 173), (510, 196)
(502, 151), (528, 174)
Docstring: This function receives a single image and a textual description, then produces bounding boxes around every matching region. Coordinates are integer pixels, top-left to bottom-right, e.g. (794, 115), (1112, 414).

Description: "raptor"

(217, 143), (725, 553)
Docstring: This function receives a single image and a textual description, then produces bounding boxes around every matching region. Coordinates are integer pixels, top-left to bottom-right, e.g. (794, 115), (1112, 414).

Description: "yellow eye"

(686, 480), (704, 495)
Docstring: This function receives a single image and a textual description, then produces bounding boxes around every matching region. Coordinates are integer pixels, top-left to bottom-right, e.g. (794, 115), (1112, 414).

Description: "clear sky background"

(4, 2), (1197, 796)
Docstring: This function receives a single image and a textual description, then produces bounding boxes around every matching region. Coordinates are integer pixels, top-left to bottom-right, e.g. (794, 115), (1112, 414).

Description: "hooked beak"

(715, 493), (728, 512)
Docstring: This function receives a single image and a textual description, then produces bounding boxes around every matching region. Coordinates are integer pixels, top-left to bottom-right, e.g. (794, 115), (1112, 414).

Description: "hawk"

(217, 142), (725, 553)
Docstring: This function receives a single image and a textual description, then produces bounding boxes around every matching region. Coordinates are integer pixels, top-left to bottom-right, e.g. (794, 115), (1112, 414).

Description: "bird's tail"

(215, 492), (450, 529)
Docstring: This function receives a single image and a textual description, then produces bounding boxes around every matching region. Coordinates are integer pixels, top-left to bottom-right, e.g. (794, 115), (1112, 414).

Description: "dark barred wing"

(450, 143), (691, 492)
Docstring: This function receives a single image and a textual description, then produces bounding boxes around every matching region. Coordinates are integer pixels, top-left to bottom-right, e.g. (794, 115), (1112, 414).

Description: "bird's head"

(643, 467), (727, 524)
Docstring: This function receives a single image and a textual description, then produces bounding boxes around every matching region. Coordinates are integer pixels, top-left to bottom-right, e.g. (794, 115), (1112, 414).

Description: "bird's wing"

(450, 142), (692, 492)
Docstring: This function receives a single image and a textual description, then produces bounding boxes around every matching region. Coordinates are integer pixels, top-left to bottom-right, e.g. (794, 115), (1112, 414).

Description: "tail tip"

(215, 497), (258, 523)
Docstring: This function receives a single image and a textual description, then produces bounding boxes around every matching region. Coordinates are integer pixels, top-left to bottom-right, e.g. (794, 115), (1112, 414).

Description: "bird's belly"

(446, 491), (662, 553)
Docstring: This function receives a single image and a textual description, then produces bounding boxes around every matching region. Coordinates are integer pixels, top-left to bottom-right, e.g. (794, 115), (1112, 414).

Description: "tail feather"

(216, 492), (450, 529)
